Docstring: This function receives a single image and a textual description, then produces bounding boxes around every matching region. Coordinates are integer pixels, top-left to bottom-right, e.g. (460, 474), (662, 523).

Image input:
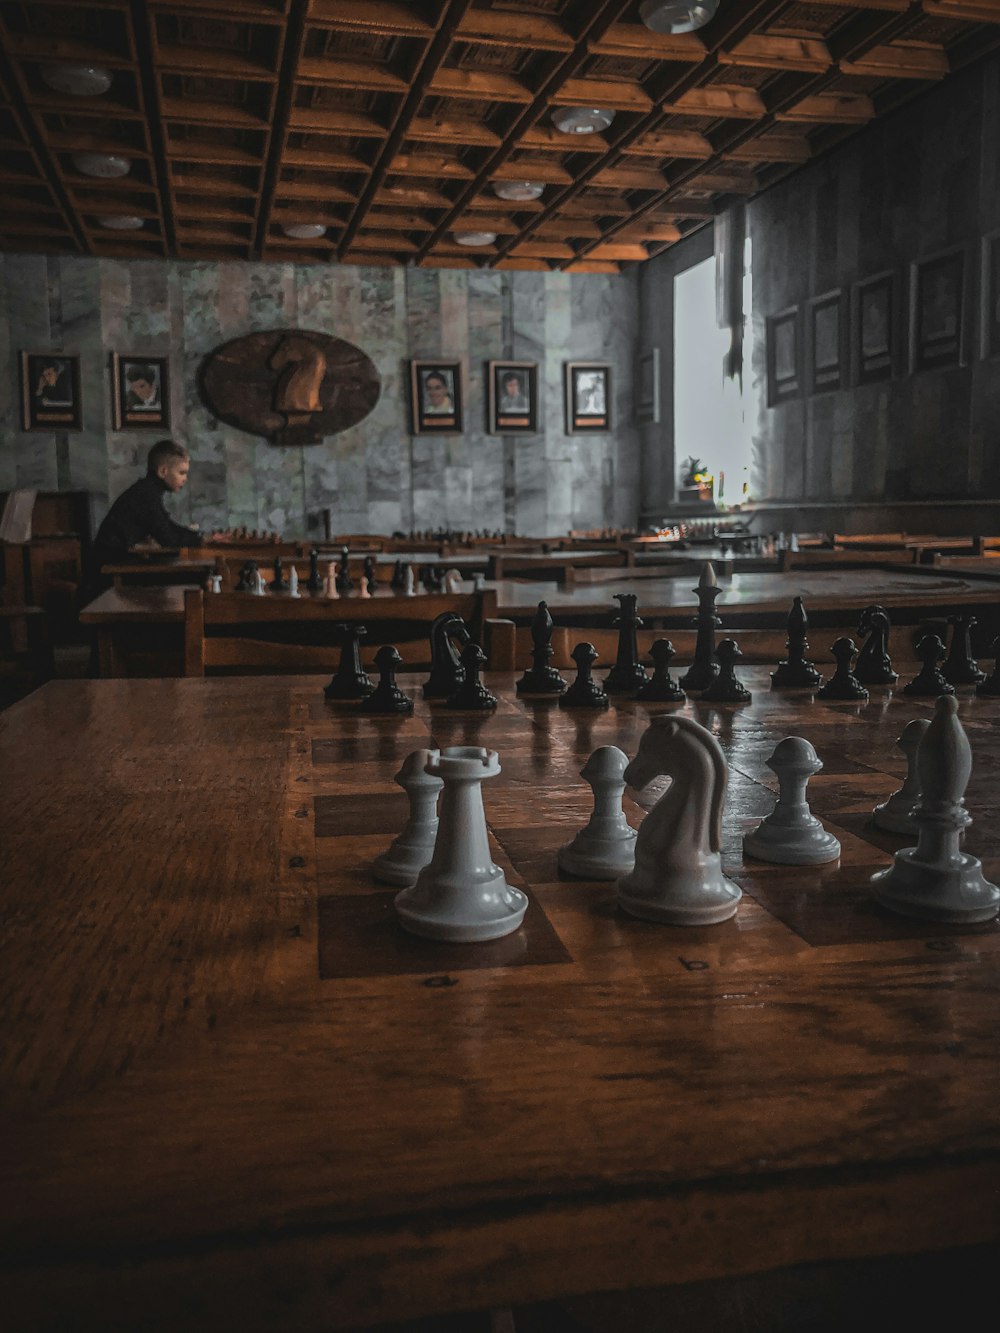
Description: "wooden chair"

(183, 588), (497, 677)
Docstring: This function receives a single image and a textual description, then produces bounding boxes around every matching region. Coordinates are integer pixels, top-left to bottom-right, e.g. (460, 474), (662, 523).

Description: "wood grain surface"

(2, 672), (999, 1330)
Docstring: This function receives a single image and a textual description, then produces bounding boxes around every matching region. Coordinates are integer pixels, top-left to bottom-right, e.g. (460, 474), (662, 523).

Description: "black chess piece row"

(324, 620), (498, 713)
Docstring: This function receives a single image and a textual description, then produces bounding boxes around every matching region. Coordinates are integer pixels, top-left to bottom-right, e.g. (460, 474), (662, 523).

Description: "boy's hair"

(146, 439), (188, 474)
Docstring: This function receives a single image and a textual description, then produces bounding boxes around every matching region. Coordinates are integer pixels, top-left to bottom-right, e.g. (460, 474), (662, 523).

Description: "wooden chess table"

(2, 672), (999, 1330)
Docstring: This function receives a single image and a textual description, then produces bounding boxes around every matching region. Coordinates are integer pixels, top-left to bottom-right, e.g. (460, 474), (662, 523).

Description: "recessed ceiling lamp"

(96, 215), (144, 230)
(493, 180), (544, 201)
(639, 0), (720, 34)
(551, 106), (614, 135)
(41, 63), (113, 96)
(455, 231), (496, 246)
(281, 222), (326, 239)
(72, 151), (130, 178)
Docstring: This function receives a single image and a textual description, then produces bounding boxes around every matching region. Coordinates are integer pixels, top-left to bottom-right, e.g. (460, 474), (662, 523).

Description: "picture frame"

(808, 291), (844, 393)
(487, 360), (537, 434)
(565, 361), (611, 433)
(853, 272), (895, 385)
(19, 351), (82, 431)
(111, 353), (170, 430)
(636, 347), (660, 424)
(911, 247), (966, 373)
(981, 229), (1000, 359)
(765, 307), (800, 405)
(409, 360), (463, 434)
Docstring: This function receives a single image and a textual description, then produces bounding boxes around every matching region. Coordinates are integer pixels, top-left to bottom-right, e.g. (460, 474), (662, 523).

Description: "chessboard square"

(317, 891), (571, 978)
(315, 834), (414, 893)
(315, 792), (409, 836)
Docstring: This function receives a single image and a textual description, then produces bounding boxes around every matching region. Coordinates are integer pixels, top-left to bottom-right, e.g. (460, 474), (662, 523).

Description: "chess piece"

(324, 624), (374, 700)
(424, 612), (469, 699)
(558, 746), (637, 879)
(235, 561), (254, 592)
(403, 564), (415, 597)
(394, 747), (528, 942)
(559, 643), (609, 710)
(941, 614), (986, 685)
(287, 565), (300, 598)
(872, 718), (931, 835)
(252, 568), (267, 596)
(854, 604), (897, 685)
(516, 601), (566, 696)
(679, 563), (722, 691)
(976, 636), (1000, 696)
(445, 642), (497, 710)
(817, 638), (868, 701)
(373, 749), (443, 887)
(771, 596), (823, 688)
(901, 634), (955, 697)
(306, 548), (323, 593)
(323, 565), (339, 599)
(636, 640), (685, 702)
(444, 568), (463, 594)
(604, 593), (649, 694)
(336, 545), (353, 593)
(390, 559), (405, 592)
(743, 737), (841, 864)
(361, 645), (414, 714)
(618, 715), (742, 925)
(701, 638), (752, 703)
(358, 578), (371, 599)
(208, 573), (222, 594)
(871, 695), (1000, 922)
(269, 557), (286, 592)
(363, 555), (378, 597)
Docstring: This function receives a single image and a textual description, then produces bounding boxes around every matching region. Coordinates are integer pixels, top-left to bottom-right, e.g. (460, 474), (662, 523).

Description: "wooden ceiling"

(0, 0), (998, 274)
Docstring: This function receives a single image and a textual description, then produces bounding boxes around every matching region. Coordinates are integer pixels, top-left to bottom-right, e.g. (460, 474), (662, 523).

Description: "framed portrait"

(911, 247), (966, 373)
(111, 353), (170, 430)
(853, 272), (895, 385)
(981, 230), (1000, 359)
(565, 362), (611, 433)
(409, 360), (463, 434)
(19, 351), (82, 430)
(808, 291), (844, 393)
(765, 307), (800, 405)
(636, 347), (660, 424)
(488, 360), (537, 434)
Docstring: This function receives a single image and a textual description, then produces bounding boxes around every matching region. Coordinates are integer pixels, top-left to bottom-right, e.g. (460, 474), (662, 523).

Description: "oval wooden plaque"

(200, 329), (380, 445)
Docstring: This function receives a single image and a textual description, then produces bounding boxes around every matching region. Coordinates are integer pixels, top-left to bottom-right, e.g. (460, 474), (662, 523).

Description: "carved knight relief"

(199, 329), (380, 445)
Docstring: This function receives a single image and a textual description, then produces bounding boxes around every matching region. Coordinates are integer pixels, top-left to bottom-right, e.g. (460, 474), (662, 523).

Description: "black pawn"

(976, 636), (1000, 696)
(604, 593), (649, 694)
(324, 624), (374, 700)
(235, 560), (254, 592)
(902, 634), (955, 697)
(424, 612), (469, 699)
(361, 645), (414, 715)
(306, 548), (323, 593)
(516, 601), (567, 696)
(446, 642), (498, 710)
(636, 639), (686, 703)
(390, 559), (405, 591)
(941, 614), (986, 685)
(679, 567), (722, 691)
(817, 637), (869, 701)
(771, 595), (822, 688)
(363, 555), (378, 597)
(336, 545), (353, 593)
(701, 638), (752, 703)
(559, 642), (609, 710)
(854, 603), (897, 685)
(269, 556), (287, 592)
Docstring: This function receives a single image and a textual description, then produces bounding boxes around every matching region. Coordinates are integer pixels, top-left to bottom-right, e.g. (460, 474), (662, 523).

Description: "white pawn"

(359, 578), (371, 599)
(373, 749), (443, 887)
(742, 737), (840, 865)
(288, 565), (300, 598)
(252, 569), (267, 596)
(871, 695), (1000, 922)
(208, 573), (222, 594)
(872, 718), (930, 835)
(394, 747), (527, 942)
(558, 746), (637, 879)
(324, 566), (339, 599)
(403, 565), (415, 597)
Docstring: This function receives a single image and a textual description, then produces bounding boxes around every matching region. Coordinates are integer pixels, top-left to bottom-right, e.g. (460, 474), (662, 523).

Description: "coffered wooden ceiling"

(0, 0), (998, 273)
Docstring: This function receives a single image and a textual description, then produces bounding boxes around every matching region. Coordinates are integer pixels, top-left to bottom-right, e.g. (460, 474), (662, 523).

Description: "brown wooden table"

(2, 672), (999, 1330)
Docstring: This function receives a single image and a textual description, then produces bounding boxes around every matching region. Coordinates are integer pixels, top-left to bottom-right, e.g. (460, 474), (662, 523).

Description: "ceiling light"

(281, 222), (326, 239)
(96, 215), (144, 230)
(639, 0), (720, 34)
(551, 106), (615, 135)
(454, 231), (496, 246)
(41, 63), (113, 96)
(72, 151), (131, 178)
(493, 181), (544, 201)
